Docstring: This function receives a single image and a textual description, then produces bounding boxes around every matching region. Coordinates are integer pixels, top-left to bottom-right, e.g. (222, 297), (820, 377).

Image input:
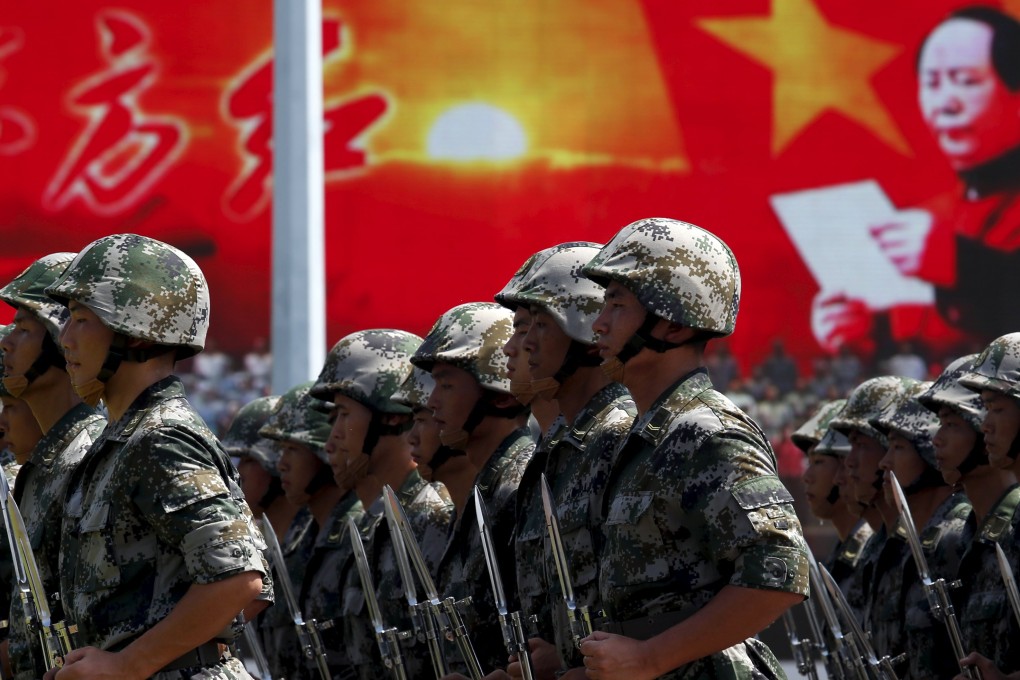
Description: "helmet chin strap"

(901, 465), (947, 496)
(3, 333), (68, 397)
(953, 438), (989, 478)
(531, 341), (601, 400)
(601, 312), (702, 382)
(439, 393), (526, 450)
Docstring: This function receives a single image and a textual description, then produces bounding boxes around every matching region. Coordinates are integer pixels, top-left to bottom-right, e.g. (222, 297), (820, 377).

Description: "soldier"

(223, 396), (313, 680)
(395, 365), (476, 513)
(577, 217), (808, 678)
(495, 254), (561, 441)
(794, 400), (875, 590)
(43, 234), (269, 679)
(259, 382), (348, 680)
(495, 242), (636, 680)
(0, 323), (40, 678)
(0, 253), (108, 680)
(870, 380), (973, 678)
(309, 329), (455, 680)
(829, 376), (916, 624)
(410, 302), (536, 676)
(949, 335), (1020, 678)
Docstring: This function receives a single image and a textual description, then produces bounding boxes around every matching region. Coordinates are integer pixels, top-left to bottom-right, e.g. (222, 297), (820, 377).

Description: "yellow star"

(697, 0), (909, 156)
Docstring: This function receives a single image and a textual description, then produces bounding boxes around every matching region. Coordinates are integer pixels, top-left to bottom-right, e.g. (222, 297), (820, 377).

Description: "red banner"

(1, 0), (1017, 369)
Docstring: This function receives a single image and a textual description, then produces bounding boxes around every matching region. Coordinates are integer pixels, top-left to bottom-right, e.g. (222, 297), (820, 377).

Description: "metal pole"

(271, 0), (326, 392)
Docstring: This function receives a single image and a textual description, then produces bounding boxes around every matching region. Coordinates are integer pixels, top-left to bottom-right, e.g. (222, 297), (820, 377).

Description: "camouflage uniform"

(952, 335), (1020, 671)
(47, 235), (268, 679)
(495, 242), (637, 670)
(411, 303), (536, 674)
(862, 381), (974, 676)
(582, 219), (809, 679)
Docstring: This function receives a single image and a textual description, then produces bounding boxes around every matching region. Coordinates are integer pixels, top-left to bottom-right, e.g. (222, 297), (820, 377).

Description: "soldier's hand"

(954, 652), (1020, 680)
(579, 631), (655, 680)
(49, 647), (142, 679)
(507, 637), (559, 680)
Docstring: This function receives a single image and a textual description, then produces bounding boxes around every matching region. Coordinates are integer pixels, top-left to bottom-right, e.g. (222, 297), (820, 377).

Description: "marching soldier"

(794, 400), (874, 595)
(951, 335), (1020, 677)
(829, 376), (915, 624)
(496, 242), (636, 679)
(395, 366), (476, 513)
(410, 302), (536, 676)
(44, 234), (269, 679)
(0, 253), (107, 679)
(260, 382), (350, 679)
(310, 329), (455, 680)
(224, 396), (314, 680)
(577, 217), (809, 678)
(871, 380), (973, 677)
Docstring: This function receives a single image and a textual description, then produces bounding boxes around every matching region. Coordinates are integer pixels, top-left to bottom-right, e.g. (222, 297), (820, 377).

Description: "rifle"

(348, 516), (408, 679)
(781, 609), (819, 680)
(240, 616), (274, 680)
(0, 473), (75, 670)
(473, 488), (534, 680)
(805, 551), (864, 680)
(995, 543), (1020, 631)
(383, 485), (483, 679)
(260, 517), (332, 680)
(889, 473), (977, 679)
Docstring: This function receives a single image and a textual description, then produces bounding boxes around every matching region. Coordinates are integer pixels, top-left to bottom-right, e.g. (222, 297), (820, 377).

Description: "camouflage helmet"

(0, 253), (76, 343)
(815, 426), (852, 457)
(830, 376), (920, 446)
(869, 381), (939, 467)
(495, 250), (543, 310)
(919, 354), (985, 432)
(45, 234), (210, 359)
(258, 382), (332, 463)
(495, 242), (604, 345)
(392, 366), (435, 410)
(310, 329), (422, 414)
(792, 399), (847, 455)
(410, 303), (514, 394)
(582, 217), (741, 336)
(959, 333), (1020, 401)
(222, 395), (282, 475)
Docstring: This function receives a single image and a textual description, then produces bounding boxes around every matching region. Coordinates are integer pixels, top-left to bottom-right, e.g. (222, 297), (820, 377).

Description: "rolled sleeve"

(181, 518), (265, 584)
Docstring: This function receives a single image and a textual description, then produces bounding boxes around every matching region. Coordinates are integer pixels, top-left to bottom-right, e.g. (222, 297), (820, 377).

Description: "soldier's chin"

(940, 467), (962, 486)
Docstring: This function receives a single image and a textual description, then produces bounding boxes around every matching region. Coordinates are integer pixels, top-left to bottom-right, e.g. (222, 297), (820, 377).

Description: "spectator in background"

(706, 341), (741, 391)
(245, 336), (272, 390)
(757, 383), (795, 441)
(194, 336), (232, 381)
(761, 339), (798, 394)
(831, 343), (864, 394)
(884, 341), (929, 380)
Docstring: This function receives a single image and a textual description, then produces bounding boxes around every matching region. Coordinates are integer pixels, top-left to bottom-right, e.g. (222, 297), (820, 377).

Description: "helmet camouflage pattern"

(0, 252), (76, 343)
(410, 302), (513, 394)
(830, 376), (920, 445)
(815, 426), (852, 457)
(45, 234), (210, 358)
(495, 250), (543, 310)
(310, 329), (422, 414)
(495, 242), (604, 345)
(869, 380), (939, 467)
(581, 217), (741, 336)
(919, 354), (985, 431)
(222, 395), (282, 475)
(792, 399), (846, 455)
(392, 366), (435, 410)
(959, 333), (1020, 401)
(258, 382), (332, 463)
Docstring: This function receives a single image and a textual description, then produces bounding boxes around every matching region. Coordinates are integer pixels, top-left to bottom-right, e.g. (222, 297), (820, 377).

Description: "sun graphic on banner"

(426, 103), (528, 162)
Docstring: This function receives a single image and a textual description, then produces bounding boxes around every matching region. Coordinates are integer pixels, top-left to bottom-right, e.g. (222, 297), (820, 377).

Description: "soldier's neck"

(360, 440), (416, 506)
(23, 374), (81, 434)
(103, 359), (174, 422)
(963, 467), (1019, 522)
(831, 508), (857, 542)
(434, 457), (476, 516)
(308, 485), (344, 527)
(529, 397), (560, 438)
(556, 365), (611, 424)
(464, 416), (525, 470)
(905, 485), (953, 532)
(624, 347), (703, 416)
(264, 497), (300, 543)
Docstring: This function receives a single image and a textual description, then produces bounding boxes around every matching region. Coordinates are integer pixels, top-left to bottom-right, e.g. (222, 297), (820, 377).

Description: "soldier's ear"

(490, 392), (520, 410)
(661, 322), (696, 345)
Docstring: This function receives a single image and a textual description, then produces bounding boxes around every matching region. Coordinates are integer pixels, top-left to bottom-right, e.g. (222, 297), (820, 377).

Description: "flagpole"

(271, 0), (326, 392)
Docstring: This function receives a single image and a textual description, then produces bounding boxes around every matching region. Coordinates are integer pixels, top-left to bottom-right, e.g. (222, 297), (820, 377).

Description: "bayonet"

(240, 616), (274, 680)
(383, 486), (483, 679)
(781, 609), (819, 679)
(889, 473), (977, 679)
(473, 488), (534, 680)
(819, 563), (902, 680)
(801, 589), (844, 680)
(381, 490), (449, 678)
(0, 473), (74, 670)
(540, 474), (597, 648)
(806, 551), (862, 680)
(260, 517), (332, 680)
(348, 517), (408, 679)
(997, 543), (1020, 630)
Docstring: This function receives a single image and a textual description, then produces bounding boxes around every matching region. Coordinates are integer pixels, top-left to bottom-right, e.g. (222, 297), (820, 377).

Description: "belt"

(160, 642), (226, 672)
(601, 609), (688, 640)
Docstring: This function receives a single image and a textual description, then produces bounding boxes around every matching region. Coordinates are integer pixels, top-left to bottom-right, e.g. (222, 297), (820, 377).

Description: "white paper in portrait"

(770, 180), (934, 310)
